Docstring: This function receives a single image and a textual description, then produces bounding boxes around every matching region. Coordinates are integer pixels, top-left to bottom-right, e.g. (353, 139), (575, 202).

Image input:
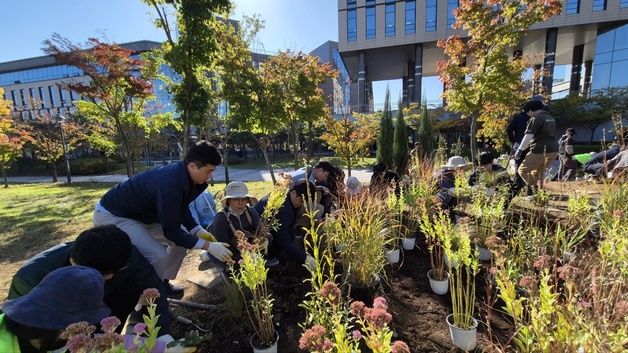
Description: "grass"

(227, 155), (378, 171)
(0, 181), (273, 299)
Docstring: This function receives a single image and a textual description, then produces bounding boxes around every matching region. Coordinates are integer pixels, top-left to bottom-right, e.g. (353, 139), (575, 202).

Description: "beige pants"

(518, 152), (558, 187)
(93, 205), (187, 280)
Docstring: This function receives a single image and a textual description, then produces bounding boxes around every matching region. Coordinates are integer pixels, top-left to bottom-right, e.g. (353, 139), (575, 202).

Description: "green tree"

(418, 102), (435, 157)
(376, 88), (394, 168)
(393, 101), (409, 174)
(142, 0), (231, 152)
(0, 88), (31, 187)
(43, 36), (168, 177)
(437, 0), (562, 162)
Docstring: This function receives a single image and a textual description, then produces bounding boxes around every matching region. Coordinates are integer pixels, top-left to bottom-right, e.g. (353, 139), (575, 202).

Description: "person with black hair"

(468, 152), (506, 187)
(509, 100), (558, 199)
(93, 140), (232, 298)
(7, 225), (174, 341)
(254, 179), (317, 268)
(369, 163), (400, 195)
(2, 266), (110, 353)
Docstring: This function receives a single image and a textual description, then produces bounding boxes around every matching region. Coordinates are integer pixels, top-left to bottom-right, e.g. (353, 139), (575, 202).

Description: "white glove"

(514, 149), (523, 161)
(304, 255), (316, 271)
(196, 229), (217, 242)
(259, 238), (270, 255)
(447, 187), (456, 197)
(207, 242), (232, 262)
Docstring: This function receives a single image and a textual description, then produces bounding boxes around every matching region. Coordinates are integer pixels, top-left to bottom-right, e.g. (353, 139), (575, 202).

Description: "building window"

(426, 0), (437, 32)
(38, 87), (45, 108)
(405, 0), (416, 34)
(622, 0), (628, 8)
(366, 5), (376, 39)
(19, 89), (26, 106)
(385, 3), (396, 37)
(10, 90), (17, 109)
(48, 86), (55, 107)
(565, 0), (579, 14)
(592, 23), (628, 91)
(347, 0), (356, 5)
(447, 0), (458, 29)
(347, 9), (357, 42)
(592, 0), (606, 11)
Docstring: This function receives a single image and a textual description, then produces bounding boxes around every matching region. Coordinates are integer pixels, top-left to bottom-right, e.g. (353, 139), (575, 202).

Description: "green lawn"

(0, 181), (273, 299)
(228, 155), (377, 171)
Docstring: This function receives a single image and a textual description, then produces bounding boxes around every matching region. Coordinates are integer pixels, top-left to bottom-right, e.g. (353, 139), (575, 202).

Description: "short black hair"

(291, 179), (317, 203)
(479, 152), (494, 166)
(184, 140), (222, 167)
(314, 160), (333, 173)
(373, 162), (387, 173)
(4, 315), (61, 345)
(523, 100), (545, 113)
(71, 225), (132, 274)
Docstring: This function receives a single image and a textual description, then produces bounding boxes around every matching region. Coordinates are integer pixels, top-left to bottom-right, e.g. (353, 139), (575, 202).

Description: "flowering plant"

(229, 231), (275, 348)
(350, 297), (410, 353)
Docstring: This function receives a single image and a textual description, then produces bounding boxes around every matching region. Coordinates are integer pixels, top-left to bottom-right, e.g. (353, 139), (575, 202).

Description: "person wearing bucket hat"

(433, 156), (470, 213)
(1, 266), (109, 352)
(345, 176), (363, 196)
(94, 141), (232, 298)
(206, 181), (261, 266)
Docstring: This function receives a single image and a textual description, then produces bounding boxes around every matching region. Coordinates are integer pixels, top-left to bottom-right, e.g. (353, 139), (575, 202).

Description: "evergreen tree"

(393, 100), (409, 174)
(418, 101), (434, 157)
(376, 88), (394, 168)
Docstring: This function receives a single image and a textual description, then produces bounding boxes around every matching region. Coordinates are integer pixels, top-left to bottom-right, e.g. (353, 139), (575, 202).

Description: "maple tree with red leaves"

(437, 0), (562, 160)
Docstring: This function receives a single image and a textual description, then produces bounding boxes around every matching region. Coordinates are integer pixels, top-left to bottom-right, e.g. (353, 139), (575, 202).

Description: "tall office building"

(338, 0), (628, 112)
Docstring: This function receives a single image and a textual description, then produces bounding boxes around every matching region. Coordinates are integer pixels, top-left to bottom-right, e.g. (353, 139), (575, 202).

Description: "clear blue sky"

(0, 0), (401, 108)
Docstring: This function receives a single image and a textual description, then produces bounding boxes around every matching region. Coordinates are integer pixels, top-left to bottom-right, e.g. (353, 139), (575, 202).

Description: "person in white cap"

(208, 181), (261, 265)
(433, 156), (470, 214)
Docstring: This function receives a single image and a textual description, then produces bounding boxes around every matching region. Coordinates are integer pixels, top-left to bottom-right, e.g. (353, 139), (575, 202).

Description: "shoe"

(163, 279), (184, 299)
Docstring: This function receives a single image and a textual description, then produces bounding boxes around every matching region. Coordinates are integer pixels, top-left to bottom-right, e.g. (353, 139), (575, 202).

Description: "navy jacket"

(506, 111), (530, 145)
(254, 195), (306, 263)
(100, 162), (206, 249)
(8, 243), (172, 335)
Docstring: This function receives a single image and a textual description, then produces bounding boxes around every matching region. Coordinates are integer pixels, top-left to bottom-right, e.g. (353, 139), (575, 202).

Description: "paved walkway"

(6, 166), (374, 184)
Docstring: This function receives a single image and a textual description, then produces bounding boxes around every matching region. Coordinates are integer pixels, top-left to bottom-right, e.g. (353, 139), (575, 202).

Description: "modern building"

(337, 0), (628, 112)
(309, 40), (354, 117)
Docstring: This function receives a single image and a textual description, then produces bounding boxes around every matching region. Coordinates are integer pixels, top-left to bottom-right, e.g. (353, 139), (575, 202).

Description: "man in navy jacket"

(94, 141), (232, 297)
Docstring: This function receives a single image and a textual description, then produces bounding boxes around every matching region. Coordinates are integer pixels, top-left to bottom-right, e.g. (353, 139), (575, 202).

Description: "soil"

(168, 235), (515, 353)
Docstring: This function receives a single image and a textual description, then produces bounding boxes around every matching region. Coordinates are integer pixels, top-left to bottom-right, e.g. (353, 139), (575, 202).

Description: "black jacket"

(100, 162), (206, 249)
(506, 111), (530, 145)
(8, 243), (172, 335)
(254, 195), (306, 263)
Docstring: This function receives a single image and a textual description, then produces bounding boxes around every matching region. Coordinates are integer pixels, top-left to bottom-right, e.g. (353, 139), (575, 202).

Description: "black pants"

(508, 148), (529, 202)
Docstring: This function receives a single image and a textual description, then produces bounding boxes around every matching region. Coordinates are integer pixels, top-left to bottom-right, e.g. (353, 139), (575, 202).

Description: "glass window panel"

(592, 0), (606, 11)
(447, 0), (458, 29)
(622, 0), (628, 8)
(565, 0), (579, 14)
(614, 24), (628, 51)
(385, 4), (396, 37)
(613, 49), (628, 62)
(426, 0), (437, 32)
(595, 52), (613, 65)
(347, 9), (357, 42)
(366, 6), (376, 39)
(609, 60), (628, 88)
(405, 0), (416, 34)
(591, 63), (611, 91)
(596, 28), (615, 54)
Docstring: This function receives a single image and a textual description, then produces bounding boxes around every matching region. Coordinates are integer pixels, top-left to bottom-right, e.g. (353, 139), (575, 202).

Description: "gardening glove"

(304, 255), (316, 272)
(514, 149), (523, 161)
(207, 242), (233, 262)
(196, 229), (217, 242)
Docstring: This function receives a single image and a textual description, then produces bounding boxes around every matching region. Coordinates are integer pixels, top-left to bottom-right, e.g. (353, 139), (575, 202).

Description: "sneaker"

(163, 279), (184, 299)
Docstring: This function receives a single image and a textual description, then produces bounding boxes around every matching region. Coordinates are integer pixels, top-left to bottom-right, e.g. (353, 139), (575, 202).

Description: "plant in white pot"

(387, 190), (411, 251)
(419, 210), (451, 295)
(229, 231), (278, 352)
(442, 218), (480, 351)
(469, 187), (507, 262)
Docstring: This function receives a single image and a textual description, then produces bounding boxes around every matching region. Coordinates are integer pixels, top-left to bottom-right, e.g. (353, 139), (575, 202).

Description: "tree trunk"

(291, 123), (301, 170)
(347, 158), (352, 177)
(51, 164), (58, 183)
(223, 145), (230, 185)
(183, 118), (191, 158)
(2, 167), (8, 188)
(469, 115), (478, 166)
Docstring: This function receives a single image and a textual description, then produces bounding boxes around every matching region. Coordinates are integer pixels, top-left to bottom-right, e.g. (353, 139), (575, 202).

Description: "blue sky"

(0, 0), (401, 108)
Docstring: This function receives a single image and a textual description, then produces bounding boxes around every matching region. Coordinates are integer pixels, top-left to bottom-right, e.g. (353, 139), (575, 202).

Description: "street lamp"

(56, 110), (72, 184)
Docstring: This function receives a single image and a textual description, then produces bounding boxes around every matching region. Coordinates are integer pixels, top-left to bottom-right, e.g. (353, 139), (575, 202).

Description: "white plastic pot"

(250, 330), (279, 353)
(427, 270), (449, 295)
(446, 314), (478, 351)
(478, 246), (492, 261)
(401, 237), (416, 250)
(386, 249), (400, 264)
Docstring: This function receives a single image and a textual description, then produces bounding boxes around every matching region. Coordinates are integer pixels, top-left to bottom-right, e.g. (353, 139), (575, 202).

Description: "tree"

(321, 112), (377, 177)
(26, 113), (84, 182)
(43, 36), (166, 177)
(0, 88), (31, 187)
(141, 0), (231, 153)
(393, 101), (409, 174)
(260, 51), (336, 169)
(417, 102), (435, 158)
(437, 0), (562, 163)
(376, 88), (394, 168)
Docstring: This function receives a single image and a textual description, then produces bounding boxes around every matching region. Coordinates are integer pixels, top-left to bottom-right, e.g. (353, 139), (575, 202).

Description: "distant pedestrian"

(556, 128), (576, 180)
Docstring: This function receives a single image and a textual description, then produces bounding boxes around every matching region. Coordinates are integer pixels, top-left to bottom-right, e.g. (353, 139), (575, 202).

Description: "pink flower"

(518, 275), (538, 289)
(100, 316), (121, 333)
(556, 265), (580, 280)
(92, 332), (123, 351)
(351, 329), (362, 341)
(364, 307), (393, 330)
(322, 338), (334, 351)
(320, 281), (342, 306)
(140, 288), (160, 303)
(133, 323), (147, 335)
(533, 255), (553, 270)
(612, 209), (623, 220)
(61, 322), (96, 340)
(372, 297), (388, 310)
(299, 325), (327, 351)
(391, 340), (411, 353)
(66, 334), (93, 353)
(350, 301), (366, 317)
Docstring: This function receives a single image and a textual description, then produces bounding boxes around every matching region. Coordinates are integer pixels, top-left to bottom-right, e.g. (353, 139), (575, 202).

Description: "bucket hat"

(221, 181), (258, 207)
(2, 266), (110, 330)
(346, 176), (363, 195)
(442, 156), (470, 170)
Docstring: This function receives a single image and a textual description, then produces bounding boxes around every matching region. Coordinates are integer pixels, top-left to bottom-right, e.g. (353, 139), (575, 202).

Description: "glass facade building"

(592, 23), (628, 91)
(0, 65), (83, 86)
(566, 0), (580, 14)
(347, 8), (357, 42)
(366, 5), (376, 39)
(405, 0), (416, 34)
(426, 0), (437, 32)
(385, 2), (396, 37)
(592, 0), (607, 12)
(447, 0), (458, 29)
